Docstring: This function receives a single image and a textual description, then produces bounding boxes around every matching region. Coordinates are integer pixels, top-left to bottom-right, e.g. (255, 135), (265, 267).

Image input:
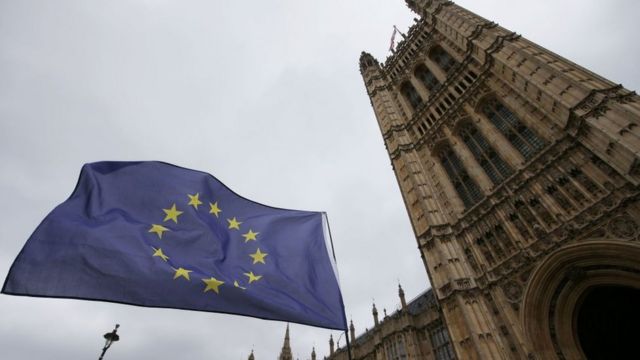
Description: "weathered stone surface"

(343, 0), (640, 358)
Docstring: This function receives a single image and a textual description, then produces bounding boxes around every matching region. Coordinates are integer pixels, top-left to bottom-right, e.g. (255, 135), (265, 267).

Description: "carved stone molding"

(607, 215), (639, 240)
(521, 241), (640, 359)
(502, 280), (523, 303)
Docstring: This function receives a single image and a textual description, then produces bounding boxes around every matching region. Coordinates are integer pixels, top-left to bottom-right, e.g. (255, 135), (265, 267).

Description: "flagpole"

(323, 214), (352, 360)
(344, 330), (353, 360)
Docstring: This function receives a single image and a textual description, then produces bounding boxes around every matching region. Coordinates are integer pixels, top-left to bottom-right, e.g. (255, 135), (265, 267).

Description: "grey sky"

(0, 0), (638, 359)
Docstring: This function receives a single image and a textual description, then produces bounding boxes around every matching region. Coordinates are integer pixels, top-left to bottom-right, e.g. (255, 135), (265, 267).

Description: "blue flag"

(2, 161), (347, 330)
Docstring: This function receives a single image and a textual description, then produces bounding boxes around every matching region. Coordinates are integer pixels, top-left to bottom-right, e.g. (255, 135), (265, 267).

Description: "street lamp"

(98, 324), (120, 360)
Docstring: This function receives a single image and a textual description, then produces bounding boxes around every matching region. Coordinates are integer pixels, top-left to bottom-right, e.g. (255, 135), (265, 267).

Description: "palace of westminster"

(255, 0), (640, 359)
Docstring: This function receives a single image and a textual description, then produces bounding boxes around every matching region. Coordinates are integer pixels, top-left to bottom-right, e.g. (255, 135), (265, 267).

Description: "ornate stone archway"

(521, 241), (640, 360)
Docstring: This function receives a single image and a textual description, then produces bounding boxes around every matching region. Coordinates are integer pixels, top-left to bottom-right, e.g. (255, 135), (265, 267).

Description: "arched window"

(384, 335), (408, 360)
(459, 122), (513, 185)
(481, 99), (546, 160)
(439, 144), (484, 208)
(429, 46), (457, 74)
(429, 323), (456, 360)
(385, 340), (398, 360)
(396, 335), (407, 359)
(415, 64), (441, 93)
(400, 81), (423, 110)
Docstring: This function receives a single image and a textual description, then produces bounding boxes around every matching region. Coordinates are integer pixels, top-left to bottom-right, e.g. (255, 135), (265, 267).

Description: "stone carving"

(360, 1), (640, 359)
(566, 266), (586, 284)
(607, 215), (639, 239)
(502, 280), (523, 303)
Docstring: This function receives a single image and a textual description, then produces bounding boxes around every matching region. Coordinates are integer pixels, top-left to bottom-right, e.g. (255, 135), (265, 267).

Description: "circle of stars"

(147, 192), (268, 297)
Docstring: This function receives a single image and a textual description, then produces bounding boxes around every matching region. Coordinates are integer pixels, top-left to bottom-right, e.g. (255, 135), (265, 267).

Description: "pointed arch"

(429, 45), (457, 74)
(437, 142), (484, 208)
(458, 120), (514, 185)
(522, 241), (640, 359)
(400, 81), (423, 110)
(414, 64), (441, 93)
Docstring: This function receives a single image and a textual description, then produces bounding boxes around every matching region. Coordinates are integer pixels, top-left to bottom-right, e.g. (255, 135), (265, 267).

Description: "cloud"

(1, 0), (637, 358)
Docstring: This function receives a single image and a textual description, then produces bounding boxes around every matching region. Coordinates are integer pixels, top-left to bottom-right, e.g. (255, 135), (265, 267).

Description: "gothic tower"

(278, 324), (293, 360)
(360, 1), (640, 359)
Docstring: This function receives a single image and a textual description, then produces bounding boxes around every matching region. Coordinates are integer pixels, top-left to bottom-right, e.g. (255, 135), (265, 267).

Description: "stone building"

(279, 324), (294, 360)
(356, 0), (640, 359)
(328, 285), (455, 360)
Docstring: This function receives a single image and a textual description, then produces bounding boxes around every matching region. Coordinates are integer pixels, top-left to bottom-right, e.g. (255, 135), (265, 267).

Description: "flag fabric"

(389, 26), (398, 52)
(2, 161), (347, 330)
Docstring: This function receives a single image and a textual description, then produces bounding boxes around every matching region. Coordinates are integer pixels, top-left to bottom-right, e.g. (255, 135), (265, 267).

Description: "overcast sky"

(1, 1), (638, 359)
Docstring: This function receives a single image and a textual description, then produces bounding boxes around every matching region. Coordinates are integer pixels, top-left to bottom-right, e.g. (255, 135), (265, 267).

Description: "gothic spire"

(278, 324), (293, 360)
(329, 334), (334, 355)
(372, 302), (379, 326)
(399, 283), (407, 310)
(349, 320), (356, 343)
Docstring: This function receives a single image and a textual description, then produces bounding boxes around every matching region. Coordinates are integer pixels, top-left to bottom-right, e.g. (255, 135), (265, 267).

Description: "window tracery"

(415, 64), (441, 93)
(481, 99), (546, 160)
(400, 81), (423, 110)
(429, 46), (457, 74)
(384, 335), (407, 360)
(429, 323), (456, 360)
(459, 122), (513, 185)
(438, 143), (484, 208)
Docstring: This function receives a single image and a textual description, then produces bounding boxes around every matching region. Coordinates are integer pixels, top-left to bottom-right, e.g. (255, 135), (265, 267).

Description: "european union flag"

(2, 161), (347, 330)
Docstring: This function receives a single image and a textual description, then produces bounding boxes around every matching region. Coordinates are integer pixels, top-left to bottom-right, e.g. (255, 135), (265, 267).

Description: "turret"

(329, 335), (334, 355)
(399, 284), (407, 310)
(372, 303), (379, 326)
(349, 320), (356, 343)
(404, 0), (430, 15)
(359, 51), (380, 75)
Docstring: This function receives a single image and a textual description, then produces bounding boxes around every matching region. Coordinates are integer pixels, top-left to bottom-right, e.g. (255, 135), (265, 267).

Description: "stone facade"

(358, 0), (640, 359)
(328, 286), (455, 360)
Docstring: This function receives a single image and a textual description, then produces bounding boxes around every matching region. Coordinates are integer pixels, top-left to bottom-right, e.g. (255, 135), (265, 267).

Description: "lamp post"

(98, 324), (120, 360)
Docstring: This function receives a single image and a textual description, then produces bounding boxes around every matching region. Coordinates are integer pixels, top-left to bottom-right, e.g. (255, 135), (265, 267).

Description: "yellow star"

(163, 204), (183, 223)
(209, 202), (222, 217)
(202, 277), (225, 294)
(227, 217), (242, 230)
(149, 224), (170, 239)
(152, 247), (169, 261)
(249, 248), (268, 264)
(187, 193), (203, 209)
(234, 281), (247, 290)
(242, 229), (259, 242)
(173, 267), (192, 281)
(244, 271), (262, 284)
